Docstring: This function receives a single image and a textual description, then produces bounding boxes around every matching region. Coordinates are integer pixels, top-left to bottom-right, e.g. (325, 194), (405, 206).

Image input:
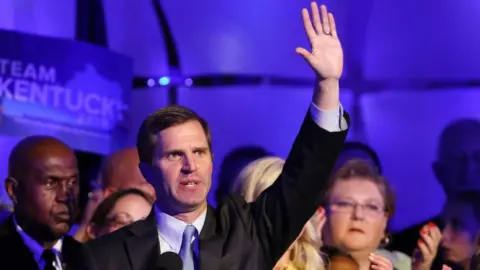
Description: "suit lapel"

(124, 208), (160, 270)
(61, 235), (82, 270)
(0, 216), (40, 269)
(198, 206), (223, 270)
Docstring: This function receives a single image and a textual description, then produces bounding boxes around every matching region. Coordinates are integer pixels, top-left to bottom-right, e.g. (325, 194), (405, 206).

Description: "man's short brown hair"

(136, 105), (212, 163)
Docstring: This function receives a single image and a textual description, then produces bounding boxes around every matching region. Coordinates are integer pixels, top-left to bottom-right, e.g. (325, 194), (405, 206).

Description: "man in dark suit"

(0, 136), (82, 270)
(390, 118), (480, 267)
(75, 3), (348, 270)
(471, 252), (480, 270)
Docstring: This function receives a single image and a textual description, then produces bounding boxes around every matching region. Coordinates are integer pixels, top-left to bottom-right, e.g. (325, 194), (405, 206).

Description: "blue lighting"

(184, 78), (193, 87)
(159, 76), (170, 86)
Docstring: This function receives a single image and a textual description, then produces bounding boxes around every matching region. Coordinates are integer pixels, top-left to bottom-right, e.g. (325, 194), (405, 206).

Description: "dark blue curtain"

(75, 0), (108, 47)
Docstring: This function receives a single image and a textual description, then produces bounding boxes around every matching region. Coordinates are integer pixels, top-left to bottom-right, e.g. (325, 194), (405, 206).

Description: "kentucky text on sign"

(0, 30), (133, 154)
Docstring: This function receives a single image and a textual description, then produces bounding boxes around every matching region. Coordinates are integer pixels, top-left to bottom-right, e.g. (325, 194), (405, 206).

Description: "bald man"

(98, 147), (155, 199)
(390, 118), (480, 267)
(73, 148), (155, 243)
(0, 135), (82, 270)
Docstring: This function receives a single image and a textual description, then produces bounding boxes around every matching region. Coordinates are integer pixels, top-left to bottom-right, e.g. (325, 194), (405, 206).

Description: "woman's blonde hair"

(232, 156), (325, 270)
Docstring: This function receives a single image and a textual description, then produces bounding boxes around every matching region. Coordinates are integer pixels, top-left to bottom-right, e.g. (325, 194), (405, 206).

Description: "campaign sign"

(0, 30), (132, 154)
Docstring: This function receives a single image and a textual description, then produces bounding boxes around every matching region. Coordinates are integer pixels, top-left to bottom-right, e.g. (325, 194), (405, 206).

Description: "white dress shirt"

(309, 102), (347, 132)
(13, 216), (64, 270)
(156, 208), (207, 254)
(155, 102), (347, 254)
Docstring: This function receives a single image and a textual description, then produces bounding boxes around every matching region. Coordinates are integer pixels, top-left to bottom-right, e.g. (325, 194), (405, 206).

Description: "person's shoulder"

(85, 223), (134, 251)
(217, 193), (251, 219)
(62, 235), (82, 251)
(0, 215), (16, 239)
(216, 193), (265, 235)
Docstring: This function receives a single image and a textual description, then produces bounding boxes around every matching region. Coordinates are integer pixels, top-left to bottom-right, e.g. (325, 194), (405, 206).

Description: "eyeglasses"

(329, 200), (386, 218)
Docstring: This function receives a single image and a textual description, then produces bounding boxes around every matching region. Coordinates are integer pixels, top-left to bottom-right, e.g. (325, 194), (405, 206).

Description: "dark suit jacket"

(470, 252), (480, 270)
(389, 215), (444, 269)
(75, 112), (349, 270)
(0, 215), (82, 270)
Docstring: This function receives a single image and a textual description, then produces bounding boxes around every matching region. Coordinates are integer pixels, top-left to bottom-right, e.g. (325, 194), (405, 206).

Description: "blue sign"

(0, 30), (132, 155)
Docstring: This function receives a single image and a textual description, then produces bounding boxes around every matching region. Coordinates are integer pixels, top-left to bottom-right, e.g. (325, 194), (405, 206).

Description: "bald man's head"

(5, 135), (79, 242)
(433, 118), (480, 197)
(8, 136), (74, 178)
(99, 148), (155, 199)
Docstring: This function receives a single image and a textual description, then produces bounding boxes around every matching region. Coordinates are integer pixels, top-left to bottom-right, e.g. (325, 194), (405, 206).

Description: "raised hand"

(369, 253), (394, 270)
(412, 222), (442, 270)
(296, 2), (343, 81)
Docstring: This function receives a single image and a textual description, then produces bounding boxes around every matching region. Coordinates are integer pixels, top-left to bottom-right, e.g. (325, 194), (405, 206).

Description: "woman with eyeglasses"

(321, 159), (406, 270)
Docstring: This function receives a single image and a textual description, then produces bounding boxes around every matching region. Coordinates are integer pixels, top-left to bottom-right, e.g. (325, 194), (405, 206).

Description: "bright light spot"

(147, 79), (155, 87)
(159, 76), (170, 86)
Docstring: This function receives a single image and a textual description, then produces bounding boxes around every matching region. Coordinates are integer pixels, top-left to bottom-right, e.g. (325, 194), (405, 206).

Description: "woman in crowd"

(332, 144), (445, 270)
(85, 188), (154, 239)
(440, 191), (480, 269)
(231, 156), (325, 270)
(321, 159), (444, 270)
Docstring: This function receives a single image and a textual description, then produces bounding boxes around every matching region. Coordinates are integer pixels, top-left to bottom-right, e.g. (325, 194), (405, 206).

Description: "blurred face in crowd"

(433, 120), (480, 197)
(441, 200), (479, 265)
(7, 139), (79, 241)
(91, 193), (152, 237)
(149, 120), (213, 213)
(323, 178), (388, 254)
(100, 148), (156, 200)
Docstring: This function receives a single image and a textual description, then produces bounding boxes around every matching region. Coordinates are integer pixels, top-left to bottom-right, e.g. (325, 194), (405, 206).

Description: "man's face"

(433, 131), (480, 196)
(148, 120), (213, 212)
(18, 149), (79, 238)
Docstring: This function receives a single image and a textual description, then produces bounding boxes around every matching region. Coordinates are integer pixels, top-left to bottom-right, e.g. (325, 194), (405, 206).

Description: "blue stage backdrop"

(0, 29), (132, 154)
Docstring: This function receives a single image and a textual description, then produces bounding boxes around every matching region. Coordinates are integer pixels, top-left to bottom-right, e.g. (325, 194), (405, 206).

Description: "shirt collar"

(13, 215), (63, 263)
(155, 206), (207, 252)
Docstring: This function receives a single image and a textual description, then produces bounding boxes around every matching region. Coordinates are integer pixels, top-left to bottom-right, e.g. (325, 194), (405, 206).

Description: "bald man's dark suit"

(75, 112), (349, 270)
(0, 215), (82, 270)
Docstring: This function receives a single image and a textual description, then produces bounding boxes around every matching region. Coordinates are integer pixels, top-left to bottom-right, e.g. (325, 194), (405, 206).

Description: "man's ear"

(5, 177), (19, 204)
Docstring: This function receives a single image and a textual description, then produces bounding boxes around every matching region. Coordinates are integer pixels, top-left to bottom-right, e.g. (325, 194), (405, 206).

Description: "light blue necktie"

(179, 225), (197, 270)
